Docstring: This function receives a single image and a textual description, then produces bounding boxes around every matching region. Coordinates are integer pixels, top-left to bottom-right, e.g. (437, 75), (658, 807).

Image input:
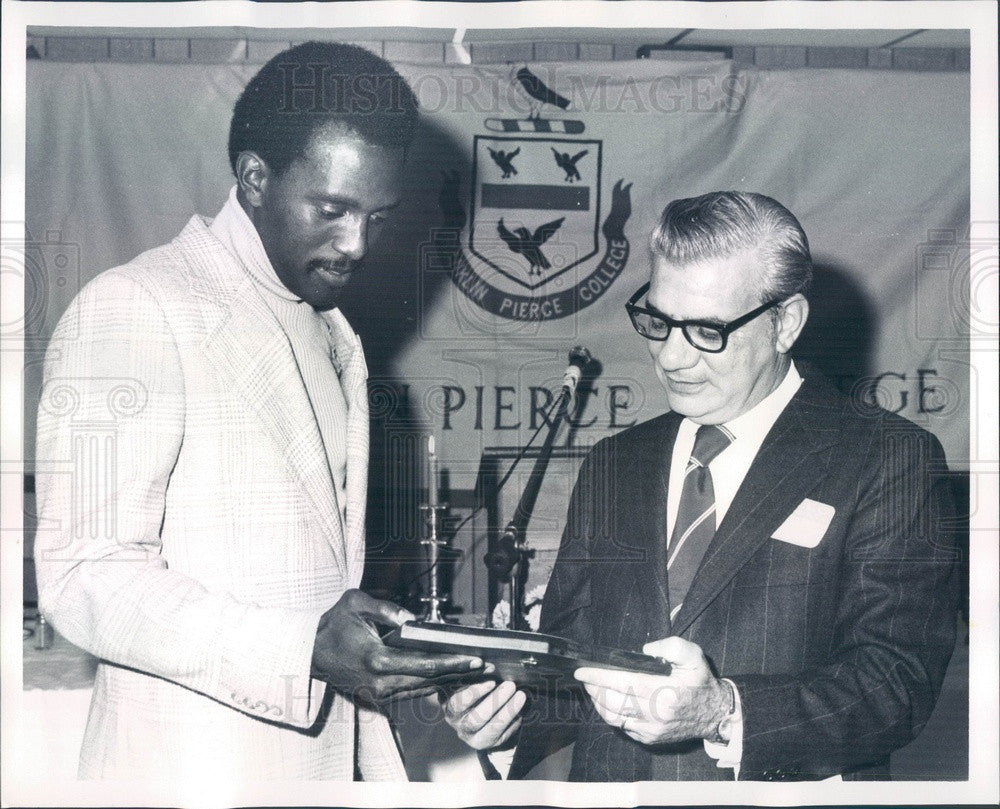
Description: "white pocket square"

(771, 499), (835, 548)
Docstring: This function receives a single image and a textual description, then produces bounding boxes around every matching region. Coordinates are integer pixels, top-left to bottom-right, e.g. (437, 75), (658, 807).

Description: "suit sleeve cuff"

(703, 679), (744, 774)
(282, 607), (330, 727)
(218, 604), (328, 728)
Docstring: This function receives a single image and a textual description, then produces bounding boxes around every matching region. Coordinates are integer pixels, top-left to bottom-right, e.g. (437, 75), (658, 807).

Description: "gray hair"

(649, 191), (812, 301)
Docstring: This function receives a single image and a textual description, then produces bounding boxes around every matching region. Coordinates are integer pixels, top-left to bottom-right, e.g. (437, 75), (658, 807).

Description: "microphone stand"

(485, 384), (576, 631)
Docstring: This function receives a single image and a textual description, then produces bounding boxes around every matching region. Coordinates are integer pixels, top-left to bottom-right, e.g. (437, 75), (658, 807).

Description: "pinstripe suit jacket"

(510, 370), (959, 781)
(34, 214), (406, 780)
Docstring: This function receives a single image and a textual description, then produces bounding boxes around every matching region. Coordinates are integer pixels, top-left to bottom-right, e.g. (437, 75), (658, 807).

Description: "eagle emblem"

(551, 148), (588, 182)
(497, 217), (565, 276)
(487, 146), (520, 179)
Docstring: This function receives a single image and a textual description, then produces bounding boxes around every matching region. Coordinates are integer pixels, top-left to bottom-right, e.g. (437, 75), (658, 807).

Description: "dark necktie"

(667, 424), (734, 617)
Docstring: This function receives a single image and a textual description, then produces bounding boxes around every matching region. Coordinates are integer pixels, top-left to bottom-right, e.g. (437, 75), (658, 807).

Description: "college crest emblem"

(470, 136), (601, 292)
(436, 69), (633, 322)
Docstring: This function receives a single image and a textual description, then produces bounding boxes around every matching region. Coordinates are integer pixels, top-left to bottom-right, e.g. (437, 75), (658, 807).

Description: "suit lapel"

(669, 376), (841, 636)
(173, 218), (347, 575)
(609, 415), (680, 648)
(327, 309), (370, 588)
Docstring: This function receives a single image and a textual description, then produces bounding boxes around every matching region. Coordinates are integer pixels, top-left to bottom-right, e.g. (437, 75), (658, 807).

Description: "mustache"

(308, 257), (362, 275)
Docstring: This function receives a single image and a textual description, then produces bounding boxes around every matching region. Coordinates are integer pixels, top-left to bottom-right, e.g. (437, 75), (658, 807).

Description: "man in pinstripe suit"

(445, 192), (959, 781)
(34, 42), (481, 781)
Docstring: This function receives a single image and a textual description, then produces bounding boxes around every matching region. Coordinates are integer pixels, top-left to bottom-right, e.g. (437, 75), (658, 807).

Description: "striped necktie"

(667, 424), (734, 618)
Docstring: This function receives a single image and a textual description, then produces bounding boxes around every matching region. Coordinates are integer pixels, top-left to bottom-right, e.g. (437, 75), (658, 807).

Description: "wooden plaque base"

(383, 621), (672, 690)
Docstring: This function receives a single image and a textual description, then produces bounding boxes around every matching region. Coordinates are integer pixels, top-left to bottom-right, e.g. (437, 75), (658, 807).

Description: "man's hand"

(574, 636), (731, 746)
(311, 589), (485, 703)
(443, 680), (527, 750)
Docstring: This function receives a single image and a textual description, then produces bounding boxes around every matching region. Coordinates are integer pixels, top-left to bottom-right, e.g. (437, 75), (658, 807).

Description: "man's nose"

(654, 327), (699, 371)
(333, 215), (368, 261)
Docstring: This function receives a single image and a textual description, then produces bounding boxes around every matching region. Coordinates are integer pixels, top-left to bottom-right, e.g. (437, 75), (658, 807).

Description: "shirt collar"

(720, 360), (803, 443)
(209, 185), (300, 303)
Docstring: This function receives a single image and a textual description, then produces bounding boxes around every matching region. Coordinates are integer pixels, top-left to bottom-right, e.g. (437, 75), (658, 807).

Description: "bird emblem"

(515, 66), (571, 119)
(551, 148), (588, 182)
(487, 146), (520, 179)
(497, 217), (565, 276)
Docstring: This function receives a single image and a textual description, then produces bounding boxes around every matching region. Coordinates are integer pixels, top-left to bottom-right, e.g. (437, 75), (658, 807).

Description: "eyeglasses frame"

(625, 281), (785, 353)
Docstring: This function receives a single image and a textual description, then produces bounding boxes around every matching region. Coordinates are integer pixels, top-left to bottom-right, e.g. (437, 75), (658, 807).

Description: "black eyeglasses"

(625, 282), (783, 353)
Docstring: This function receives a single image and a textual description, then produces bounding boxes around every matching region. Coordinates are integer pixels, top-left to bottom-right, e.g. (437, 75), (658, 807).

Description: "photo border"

(2, 2), (996, 806)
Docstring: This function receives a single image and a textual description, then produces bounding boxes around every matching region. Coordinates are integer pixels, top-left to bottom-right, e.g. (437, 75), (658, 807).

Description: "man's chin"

(302, 285), (344, 311)
(663, 390), (719, 422)
(303, 268), (354, 309)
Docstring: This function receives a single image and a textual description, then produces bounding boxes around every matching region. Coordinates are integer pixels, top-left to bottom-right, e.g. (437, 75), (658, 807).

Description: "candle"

(427, 434), (439, 508)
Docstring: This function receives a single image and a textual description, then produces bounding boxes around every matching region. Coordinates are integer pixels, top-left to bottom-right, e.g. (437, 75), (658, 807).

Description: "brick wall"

(25, 34), (970, 71)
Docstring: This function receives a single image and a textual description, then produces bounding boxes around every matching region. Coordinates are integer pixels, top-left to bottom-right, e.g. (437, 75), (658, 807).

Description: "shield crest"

(469, 136), (602, 292)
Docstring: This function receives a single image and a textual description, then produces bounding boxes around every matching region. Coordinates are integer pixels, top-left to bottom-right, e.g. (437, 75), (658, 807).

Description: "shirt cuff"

(703, 679), (744, 774)
(482, 747), (516, 780)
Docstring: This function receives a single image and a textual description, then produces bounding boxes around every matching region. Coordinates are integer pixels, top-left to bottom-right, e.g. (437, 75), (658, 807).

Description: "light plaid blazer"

(34, 214), (406, 781)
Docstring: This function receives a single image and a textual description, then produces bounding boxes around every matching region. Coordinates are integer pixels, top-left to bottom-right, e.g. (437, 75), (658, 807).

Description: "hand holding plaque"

(310, 591), (486, 703)
(574, 636), (734, 746)
(443, 679), (528, 751)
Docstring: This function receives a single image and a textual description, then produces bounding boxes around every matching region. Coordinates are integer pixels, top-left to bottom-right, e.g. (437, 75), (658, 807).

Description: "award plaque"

(383, 620), (672, 690)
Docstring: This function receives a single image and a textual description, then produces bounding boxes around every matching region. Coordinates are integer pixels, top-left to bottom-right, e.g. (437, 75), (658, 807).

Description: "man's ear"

(774, 293), (809, 354)
(235, 151), (269, 209)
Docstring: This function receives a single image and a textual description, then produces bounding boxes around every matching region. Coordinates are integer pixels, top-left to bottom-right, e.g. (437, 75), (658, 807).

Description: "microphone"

(561, 346), (593, 396)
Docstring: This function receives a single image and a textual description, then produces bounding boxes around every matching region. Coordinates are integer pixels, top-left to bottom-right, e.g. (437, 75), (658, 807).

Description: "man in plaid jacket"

(34, 42), (480, 781)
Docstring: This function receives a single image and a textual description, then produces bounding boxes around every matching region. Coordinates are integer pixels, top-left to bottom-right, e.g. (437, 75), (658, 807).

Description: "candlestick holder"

(418, 503), (451, 623)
